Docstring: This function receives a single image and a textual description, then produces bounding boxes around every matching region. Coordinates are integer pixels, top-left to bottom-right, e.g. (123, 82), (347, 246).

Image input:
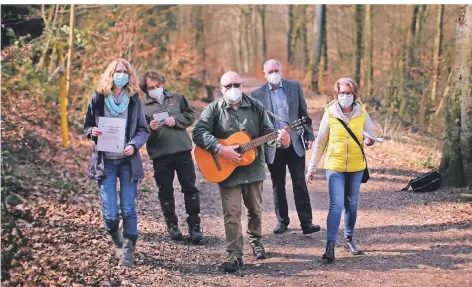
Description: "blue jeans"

(99, 158), (138, 242)
(325, 170), (364, 242)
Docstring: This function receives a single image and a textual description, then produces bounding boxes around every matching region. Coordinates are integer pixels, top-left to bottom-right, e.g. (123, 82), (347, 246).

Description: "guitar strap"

(245, 95), (290, 126)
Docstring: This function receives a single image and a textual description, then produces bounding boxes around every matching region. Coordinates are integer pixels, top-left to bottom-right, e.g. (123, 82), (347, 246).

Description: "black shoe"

(273, 223), (288, 234)
(222, 256), (242, 273)
(188, 223), (204, 244)
(302, 224), (321, 235)
(251, 243), (267, 260)
(344, 237), (364, 255)
(321, 240), (336, 264)
(166, 222), (183, 241)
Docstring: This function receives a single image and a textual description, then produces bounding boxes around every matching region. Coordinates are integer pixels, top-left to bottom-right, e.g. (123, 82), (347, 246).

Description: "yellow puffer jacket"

(324, 100), (366, 172)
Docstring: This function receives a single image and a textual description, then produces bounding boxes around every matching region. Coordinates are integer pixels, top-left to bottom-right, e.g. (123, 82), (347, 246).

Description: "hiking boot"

(166, 222), (183, 241)
(188, 223), (204, 244)
(120, 238), (135, 267)
(302, 223), (321, 235)
(321, 240), (336, 264)
(273, 222), (288, 234)
(222, 256), (242, 273)
(110, 229), (123, 258)
(251, 242), (267, 260)
(344, 236), (364, 255)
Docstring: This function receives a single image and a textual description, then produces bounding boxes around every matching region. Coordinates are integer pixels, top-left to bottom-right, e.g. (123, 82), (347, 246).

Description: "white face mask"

(149, 88), (164, 100)
(266, 72), (282, 85)
(337, 93), (354, 108)
(223, 87), (242, 105)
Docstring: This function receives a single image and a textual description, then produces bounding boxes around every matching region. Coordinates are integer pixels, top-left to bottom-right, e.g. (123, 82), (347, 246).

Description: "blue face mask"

(113, 73), (129, 89)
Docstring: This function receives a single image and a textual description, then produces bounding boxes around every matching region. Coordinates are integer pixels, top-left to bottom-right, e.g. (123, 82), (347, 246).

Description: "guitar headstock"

(284, 117), (312, 132)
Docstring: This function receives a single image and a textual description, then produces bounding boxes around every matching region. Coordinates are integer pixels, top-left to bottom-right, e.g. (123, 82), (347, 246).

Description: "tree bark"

(66, 4), (75, 97)
(251, 6), (259, 71)
(311, 4), (324, 94)
(243, 7), (250, 73)
(435, 68), (452, 117)
(440, 5), (472, 188)
(416, 5), (428, 130)
(37, 5), (56, 69)
(430, 5), (444, 102)
(257, 5), (267, 60)
(354, 5), (364, 86)
(58, 43), (69, 148)
(287, 5), (295, 65)
(301, 5), (309, 72)
(362, 5), (373, 97)
(459, 6), (472, 188)
(322, 6), (328, 72)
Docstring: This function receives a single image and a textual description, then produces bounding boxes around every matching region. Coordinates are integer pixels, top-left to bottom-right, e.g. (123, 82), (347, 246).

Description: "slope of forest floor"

(1, 90), (471, 286)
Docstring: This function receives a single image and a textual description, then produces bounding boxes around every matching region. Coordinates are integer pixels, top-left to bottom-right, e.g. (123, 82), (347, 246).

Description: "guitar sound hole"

(234, 146), (243, 154)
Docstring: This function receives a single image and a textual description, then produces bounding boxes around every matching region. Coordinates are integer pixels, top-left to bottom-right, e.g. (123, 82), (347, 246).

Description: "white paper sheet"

(363, 131), (384, 143)
(97, 117), (126, 153)
(153, 111), (170, 122)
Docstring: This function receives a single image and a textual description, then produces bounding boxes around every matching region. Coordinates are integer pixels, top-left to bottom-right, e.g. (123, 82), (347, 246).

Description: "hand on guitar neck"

(276, 129), (291, 146)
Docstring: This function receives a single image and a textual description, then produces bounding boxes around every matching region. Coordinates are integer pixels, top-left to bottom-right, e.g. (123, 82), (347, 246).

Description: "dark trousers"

(152, 151), (200, 225)
(267, 145), (313, 227)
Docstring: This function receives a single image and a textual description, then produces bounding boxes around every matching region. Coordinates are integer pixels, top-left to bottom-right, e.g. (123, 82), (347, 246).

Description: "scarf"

(105, 90), (130, 116)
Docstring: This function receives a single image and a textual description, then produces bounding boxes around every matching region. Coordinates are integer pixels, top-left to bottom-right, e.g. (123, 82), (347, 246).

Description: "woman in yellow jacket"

(306, 78), (375, 264)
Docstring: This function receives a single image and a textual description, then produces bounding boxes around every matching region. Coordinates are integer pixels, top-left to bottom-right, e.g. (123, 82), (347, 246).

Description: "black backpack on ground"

(401, 169), (442, 192)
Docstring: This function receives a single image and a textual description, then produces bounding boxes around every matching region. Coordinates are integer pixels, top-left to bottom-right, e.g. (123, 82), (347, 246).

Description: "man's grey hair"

(263, 59), (282, 71)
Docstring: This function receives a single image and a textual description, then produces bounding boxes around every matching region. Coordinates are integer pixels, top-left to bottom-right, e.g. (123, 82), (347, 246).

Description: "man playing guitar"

(192, 71), (290, 273)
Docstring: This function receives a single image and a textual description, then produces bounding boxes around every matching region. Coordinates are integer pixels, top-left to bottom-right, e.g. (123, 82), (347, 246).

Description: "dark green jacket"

(192, 94), (276, 188)
(142, 90), (195, 160)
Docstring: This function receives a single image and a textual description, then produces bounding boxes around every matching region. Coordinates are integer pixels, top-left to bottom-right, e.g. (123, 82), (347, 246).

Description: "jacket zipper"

(345, 130), (349, 172)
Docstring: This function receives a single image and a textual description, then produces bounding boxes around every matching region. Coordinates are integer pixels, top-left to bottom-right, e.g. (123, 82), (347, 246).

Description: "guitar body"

(194, 131), (256, 183)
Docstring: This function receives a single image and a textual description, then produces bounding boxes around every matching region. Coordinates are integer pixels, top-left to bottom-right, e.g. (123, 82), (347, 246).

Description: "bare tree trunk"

(311, 4), (324, 94)
(251, 6), (259, 72)
(300, 5), (309, 72)
(48, 5), (64, 75)
(416, 5), (428, 130)
(459, 6), (472, 188)
(237, 10), (243, 72)
(58, 43), (69, 148)
(354, 5), (364, 86)
(66, 4), (75, 97)
(362, 5), (373, 97)
(408, 5), (419, 81)
(37, 5), (56, 69)
(258, 5), (267, 60)
(430, 5), (444, 102)
(287, 5), (295, 65)
(243, 7), (250, 73)
(322, 6), (328, 72)
(435, 68), (452, 117)
(440, 5), (472, 188)
(194, 5), (205, 84)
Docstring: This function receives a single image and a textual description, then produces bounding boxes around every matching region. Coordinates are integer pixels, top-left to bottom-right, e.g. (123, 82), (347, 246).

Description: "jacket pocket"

(327, 147), (335, 160)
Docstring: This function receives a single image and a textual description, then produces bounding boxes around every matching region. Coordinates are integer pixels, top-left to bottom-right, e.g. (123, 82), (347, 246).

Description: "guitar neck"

(239, 131), (279, 153)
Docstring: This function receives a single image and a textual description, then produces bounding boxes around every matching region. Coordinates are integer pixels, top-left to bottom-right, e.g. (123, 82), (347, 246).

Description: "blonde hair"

(96, 59), (139, 96)
(333, 78), (360, 101)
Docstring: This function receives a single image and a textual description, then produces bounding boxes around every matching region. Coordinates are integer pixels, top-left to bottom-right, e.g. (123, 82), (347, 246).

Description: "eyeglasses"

(221, 83), (242, 89)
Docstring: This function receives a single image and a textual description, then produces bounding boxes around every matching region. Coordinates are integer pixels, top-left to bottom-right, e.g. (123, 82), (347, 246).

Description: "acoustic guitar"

(194, 117), (312, 183)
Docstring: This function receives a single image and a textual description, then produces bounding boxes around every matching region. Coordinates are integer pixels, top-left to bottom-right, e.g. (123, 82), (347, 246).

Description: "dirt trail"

(4, 77), (471, 286)
(130, 76), (472, 286)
